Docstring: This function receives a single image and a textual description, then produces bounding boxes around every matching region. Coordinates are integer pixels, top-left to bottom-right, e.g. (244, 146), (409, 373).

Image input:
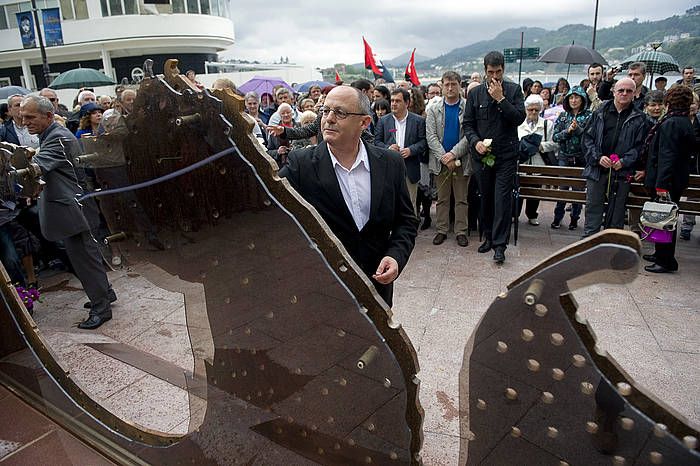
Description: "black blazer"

(645, 115), (697, 198)
(279, 141), (418, 304)
(373, 112), (427, 183)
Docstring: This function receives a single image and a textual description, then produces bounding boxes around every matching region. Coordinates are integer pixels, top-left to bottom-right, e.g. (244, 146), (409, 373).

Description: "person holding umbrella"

(642, 86), (697, 273)
(582, 78), (648, 236)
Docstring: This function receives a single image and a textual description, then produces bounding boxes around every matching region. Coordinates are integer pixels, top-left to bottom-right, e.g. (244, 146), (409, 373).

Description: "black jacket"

(0, 120), (20, 145)
(279, 141), (418, 304)
(462, 80), (526, 160)
(374, 112), (427, 183)
(644, 115), (697, 197)
(582, 100), (647, 181)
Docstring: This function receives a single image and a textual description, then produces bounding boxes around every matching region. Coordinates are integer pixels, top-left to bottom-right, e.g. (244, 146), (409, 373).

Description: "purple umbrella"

(238, 76), (294, 96)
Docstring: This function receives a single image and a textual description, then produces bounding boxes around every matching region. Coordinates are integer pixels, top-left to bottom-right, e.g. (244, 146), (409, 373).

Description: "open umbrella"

(238, 76), (293, 96)
(49, 68), (116, 89)
(0, 85), (31, 100)
(295, 80), (332, 93)
(537, 44), (608, 65)
(620, 50), (679, 75)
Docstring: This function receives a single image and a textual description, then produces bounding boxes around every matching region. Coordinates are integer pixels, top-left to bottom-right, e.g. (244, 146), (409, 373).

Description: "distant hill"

(421, 7), (700, 72)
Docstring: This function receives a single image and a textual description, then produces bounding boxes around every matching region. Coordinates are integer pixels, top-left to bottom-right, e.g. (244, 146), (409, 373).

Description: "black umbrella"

(537, 44), (608, 65)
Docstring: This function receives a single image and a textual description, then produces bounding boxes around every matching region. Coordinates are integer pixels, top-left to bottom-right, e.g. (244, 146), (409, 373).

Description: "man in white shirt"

(279, 86), (418, 306)
(0, 95), (39, 148)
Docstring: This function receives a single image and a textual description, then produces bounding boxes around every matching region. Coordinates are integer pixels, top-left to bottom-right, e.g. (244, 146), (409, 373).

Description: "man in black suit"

(279, 86), (418, 306)
(463, 51), (526, 264)
(373, 88), (427, 214)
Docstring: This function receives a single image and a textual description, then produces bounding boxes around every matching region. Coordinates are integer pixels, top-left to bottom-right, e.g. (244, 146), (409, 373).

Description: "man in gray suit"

(21, 95), (115, 329)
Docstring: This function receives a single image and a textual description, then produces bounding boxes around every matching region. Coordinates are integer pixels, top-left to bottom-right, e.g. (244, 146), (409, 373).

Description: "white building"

(0, 0), (234, 89)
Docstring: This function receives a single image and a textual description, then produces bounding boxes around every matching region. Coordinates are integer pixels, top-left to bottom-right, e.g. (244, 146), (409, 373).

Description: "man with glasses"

(582, 78), (647, 236)
(279, 86), (418, 306)
(39, 88), (69, 117)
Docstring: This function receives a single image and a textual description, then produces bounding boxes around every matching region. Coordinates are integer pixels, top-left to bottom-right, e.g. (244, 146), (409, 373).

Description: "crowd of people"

(0, 56), (698, 327)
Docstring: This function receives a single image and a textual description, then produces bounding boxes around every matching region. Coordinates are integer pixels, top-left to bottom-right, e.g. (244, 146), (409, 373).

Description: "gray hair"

(244, 91), (259, 103)
(524, 93), (544, 110)
(354, 87), (371, 115)
(628, 61), (646, 75)
(21, 95), (54, 113)
(77, 90), (95, 103)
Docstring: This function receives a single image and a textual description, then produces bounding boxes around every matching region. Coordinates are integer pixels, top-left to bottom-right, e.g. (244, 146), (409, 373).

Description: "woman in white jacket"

(517, 93), (559, 224)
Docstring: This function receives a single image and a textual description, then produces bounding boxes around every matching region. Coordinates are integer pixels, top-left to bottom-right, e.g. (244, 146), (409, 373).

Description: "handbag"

(639, 200), (678, 243)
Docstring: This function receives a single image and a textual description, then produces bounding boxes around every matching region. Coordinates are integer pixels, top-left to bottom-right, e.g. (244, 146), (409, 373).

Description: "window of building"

(124, 0), (137, 15)
(218, 0), (228, 18)
(4, 4), (20, 25)
(171, 0), (184, 13)
(186, 0), (198, 14)
(208, 0), (218, 16)
(99, 0), (108, 16)
(108, 0), (123, 15)
(59, 0), (74, 19)
(73, 0), (88, 19)
(0, 7), (8, 30)
(198, 0), (208, 15)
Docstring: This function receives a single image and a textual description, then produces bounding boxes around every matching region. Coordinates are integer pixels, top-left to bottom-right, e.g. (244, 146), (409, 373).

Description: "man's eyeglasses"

(48, 98), (57, 102)
(616, 88), (634, 94)
(318, 106), (366, 120)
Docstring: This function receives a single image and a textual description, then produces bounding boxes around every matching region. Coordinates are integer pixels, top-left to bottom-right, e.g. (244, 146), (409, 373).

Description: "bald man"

(582, 77), (648, 236)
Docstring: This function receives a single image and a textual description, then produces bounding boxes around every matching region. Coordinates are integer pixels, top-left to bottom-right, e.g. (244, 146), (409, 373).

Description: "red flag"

(363, 36), (382, 76)
(404, 48), (421, 86)
(335, 69), (342, 83)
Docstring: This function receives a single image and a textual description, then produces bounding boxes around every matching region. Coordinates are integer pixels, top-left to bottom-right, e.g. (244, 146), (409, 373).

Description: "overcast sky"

(220, 1), (696, 67)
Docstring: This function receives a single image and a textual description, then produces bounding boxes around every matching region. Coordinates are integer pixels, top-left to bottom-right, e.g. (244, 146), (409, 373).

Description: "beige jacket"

(426, 97), (472, 176)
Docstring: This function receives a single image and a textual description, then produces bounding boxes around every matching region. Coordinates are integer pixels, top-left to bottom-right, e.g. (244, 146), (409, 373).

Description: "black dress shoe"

(433, 233), (447, 245)
(84, 288), (118, 309)
(493, 247), (505, 264)
(78, 312), (112, 330)
(456, 234), (469, 247)
(642, 254), (657, 263)
(420, 217), (432, 230)
(644, 264), (675, 274)
(478, 239), (492, 253)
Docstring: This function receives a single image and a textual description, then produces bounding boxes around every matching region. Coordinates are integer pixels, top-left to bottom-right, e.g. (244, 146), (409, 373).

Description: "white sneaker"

(528, 219), (540, 226)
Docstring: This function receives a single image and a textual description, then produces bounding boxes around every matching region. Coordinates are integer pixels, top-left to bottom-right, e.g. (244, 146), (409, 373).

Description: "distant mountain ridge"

(421, 7), (700, 71)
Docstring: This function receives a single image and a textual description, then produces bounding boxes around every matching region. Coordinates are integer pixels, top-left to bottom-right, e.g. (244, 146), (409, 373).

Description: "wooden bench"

(518, 164), (700, 216)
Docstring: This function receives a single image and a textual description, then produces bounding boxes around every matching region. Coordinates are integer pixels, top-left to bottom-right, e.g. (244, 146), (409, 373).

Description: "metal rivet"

(366, 422), (375, 431)
(497, 341), (508, 353)
(581, 382), (594, 395)
(327, 416), (334, 424)
(572, 354), (586, 367)
(511, 426), (521, 438)
(266, 311), (274, 319)
(241, 277), (249, 285)
(347, 438), (355, 446)
(552, 368), (565, 380)
(390, 452), (398, 460)
(338, 378), (347, 386)
(477, 399), (487, 410)
(247, 242), (255, 250)
(224, 297), (231, 304)
(654, 423), (667, 437)
(586, 421), (599, 434)
(523, 279), (544, 305)
(290, 295), (298, 304)
(498, 291), (508, 299)
(620, 417), (634, 431)
(384, 378), (391, 388)
(613, 456), (626, 466)
(320, 387), (329, 395)
(616, 382), (632, 396)
(337, 329), (346, 337)
(683, 435), (698, 449)
(547, 427), (559, 438)
(550, 333), (564, 346)
(527, 359), (541, 372)
(505, 388), (518, 400)
(535, 303), (548, 317)
(263, 199), (271, 206)
(339, 264), (348, 272)
(541, 392), (554, 404)
(649, 452), (663, 464)
(521, 329), (534, 341)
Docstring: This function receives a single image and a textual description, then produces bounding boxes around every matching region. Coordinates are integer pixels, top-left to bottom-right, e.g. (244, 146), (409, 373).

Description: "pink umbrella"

(238, 76), (294, 96)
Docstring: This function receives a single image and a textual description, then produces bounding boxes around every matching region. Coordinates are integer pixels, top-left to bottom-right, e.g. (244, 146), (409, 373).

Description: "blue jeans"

(0, 223), (26, 286)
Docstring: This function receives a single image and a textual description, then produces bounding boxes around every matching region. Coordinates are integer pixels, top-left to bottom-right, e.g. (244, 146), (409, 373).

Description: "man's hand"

(277, 145), (289, 155)
(487, 79), (504, 102)
(634, 170), (645, 182)
(445, 160), (457, 171)
(605, 68), (618, 81)
(373, 256), (399, 285)
(568, 119), (578, 133)
(399, 147), (411, 159)
(612, 159), (622, 171)
(388, 143), (401, 152)
(475, 141), (488, 155)
(599, 155), (612, 168)
(267, 125), (285, 137)
(440, 151), (455, 165)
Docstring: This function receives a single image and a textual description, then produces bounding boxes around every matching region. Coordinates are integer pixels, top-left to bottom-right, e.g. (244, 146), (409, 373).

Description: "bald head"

(613, 77), (636, 109)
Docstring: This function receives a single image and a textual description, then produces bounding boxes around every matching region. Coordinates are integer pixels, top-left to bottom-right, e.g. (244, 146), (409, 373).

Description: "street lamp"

(30, 0), (51, 87)
(592, 0), (600, 49)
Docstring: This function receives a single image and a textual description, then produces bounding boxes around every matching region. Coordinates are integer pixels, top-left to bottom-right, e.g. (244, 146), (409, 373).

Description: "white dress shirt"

(393, 113), (408, 149)
(328, 142), (372, 231)
(13, 121), (39, 148)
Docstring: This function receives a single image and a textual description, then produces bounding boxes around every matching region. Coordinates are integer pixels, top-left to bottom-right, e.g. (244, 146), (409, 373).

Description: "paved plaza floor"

(26, 201), (700, 464)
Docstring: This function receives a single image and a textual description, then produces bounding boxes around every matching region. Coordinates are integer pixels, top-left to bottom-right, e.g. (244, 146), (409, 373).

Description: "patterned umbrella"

(620, 50), (680, 75)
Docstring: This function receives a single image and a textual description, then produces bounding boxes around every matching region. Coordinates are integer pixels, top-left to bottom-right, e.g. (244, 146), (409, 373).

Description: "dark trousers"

(63, 230), (111, 316)
(0, 223), (25, 286)
(518, 198), (540, 220)
(584, 173), (631, 237)
(653, 191), (682, 270)
(475, 156), (517, 248)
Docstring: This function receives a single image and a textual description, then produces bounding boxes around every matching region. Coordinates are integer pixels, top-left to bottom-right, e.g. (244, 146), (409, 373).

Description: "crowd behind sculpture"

(0, 57), (699, 328)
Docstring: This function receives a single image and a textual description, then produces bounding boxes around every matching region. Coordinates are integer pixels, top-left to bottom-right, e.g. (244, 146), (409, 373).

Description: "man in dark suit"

(21, 95), (115, 329)
(463, 51), (526, 264)
(373, 88), (427, 214)
(279, 86), (418, 306)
